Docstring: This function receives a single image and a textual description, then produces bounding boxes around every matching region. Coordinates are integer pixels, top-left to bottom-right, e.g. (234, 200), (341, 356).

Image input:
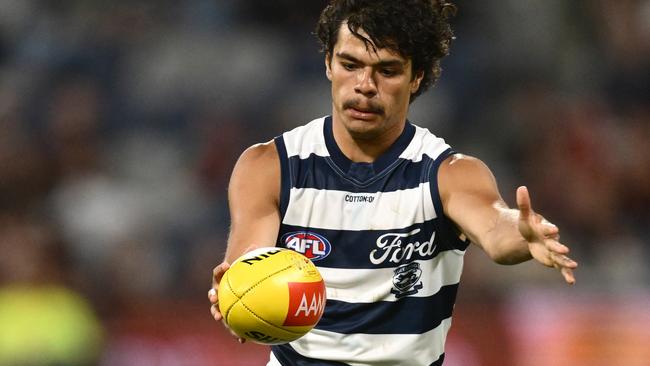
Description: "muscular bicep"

(438, 154), (508, 252)
(225, 141), (281, 263)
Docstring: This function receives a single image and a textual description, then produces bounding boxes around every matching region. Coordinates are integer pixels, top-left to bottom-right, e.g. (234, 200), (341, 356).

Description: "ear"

(325, 54), (332, 81)
(410, 70), (424, 94)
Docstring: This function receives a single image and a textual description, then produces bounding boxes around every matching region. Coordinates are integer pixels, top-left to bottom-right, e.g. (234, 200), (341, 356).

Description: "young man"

(209, 1), (577, 365)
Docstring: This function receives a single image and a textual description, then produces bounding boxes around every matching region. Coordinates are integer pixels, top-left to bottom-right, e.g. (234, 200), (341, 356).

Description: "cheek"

(385, 82), (412, 104)
(331, 76), (351, 98)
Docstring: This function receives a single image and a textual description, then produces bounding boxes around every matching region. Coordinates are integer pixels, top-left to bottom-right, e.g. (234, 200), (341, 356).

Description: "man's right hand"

(209, 262), (229, 321)
(209, 261), (246, 343)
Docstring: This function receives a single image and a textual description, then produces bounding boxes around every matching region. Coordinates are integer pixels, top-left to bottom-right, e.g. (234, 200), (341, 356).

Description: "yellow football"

(218, 247), (326, 345)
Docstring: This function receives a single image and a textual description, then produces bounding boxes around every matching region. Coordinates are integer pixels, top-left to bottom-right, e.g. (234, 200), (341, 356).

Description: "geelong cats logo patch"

(390, 262), (423, 298)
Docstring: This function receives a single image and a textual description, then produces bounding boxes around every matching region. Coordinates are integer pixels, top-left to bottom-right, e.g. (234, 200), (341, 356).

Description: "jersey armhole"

(429, 149), (470, 251)
(274, 136), (291, 222)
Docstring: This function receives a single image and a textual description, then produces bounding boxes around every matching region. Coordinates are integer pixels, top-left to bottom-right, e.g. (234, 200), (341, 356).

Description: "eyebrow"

(335, 52), (406, 68)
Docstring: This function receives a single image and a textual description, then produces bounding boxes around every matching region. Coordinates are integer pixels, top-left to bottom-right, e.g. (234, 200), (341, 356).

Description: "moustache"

(343, 99), (385, 115)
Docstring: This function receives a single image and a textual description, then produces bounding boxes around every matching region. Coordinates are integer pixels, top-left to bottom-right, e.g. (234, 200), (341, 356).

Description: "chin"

(345, 120), (384, 140)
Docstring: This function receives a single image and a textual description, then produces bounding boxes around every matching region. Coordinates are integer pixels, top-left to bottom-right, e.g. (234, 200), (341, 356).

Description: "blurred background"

(0, 0), (648, 365)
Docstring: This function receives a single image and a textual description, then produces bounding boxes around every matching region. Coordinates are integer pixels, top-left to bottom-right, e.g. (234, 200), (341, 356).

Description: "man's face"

(326, 24), (423, 140)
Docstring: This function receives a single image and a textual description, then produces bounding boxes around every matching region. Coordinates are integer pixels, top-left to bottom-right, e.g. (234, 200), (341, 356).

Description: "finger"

(546, 239), (570, 255)
(211, 304), (223, 321)
(226, 327), (245, 343)
(543, 228), (560, 242)
(208, 288), (217, 304)
(212, 262), (230, 287)
(560, 254), (578, 269)
(561, 267), (576, 285)
(541, 222), (559, 237)
(516, 186), (533, 221)
(550, 249), (577, 266)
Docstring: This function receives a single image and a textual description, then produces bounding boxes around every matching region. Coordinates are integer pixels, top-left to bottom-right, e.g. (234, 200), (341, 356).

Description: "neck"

(331, 115), (406, 163)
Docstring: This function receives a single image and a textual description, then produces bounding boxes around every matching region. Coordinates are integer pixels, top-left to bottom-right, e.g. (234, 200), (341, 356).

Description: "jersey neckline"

(323, 116), (416, 182)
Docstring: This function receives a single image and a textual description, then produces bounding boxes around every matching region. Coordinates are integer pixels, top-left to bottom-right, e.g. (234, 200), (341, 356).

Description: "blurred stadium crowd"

(0, 1), (648, 365)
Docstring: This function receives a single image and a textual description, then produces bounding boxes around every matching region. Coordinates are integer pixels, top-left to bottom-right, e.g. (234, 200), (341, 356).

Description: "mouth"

(346, 107), (380, 120)
(343, 100), (384, 121)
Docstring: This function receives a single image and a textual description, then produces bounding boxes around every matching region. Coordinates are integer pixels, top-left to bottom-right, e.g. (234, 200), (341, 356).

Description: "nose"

(354, 68), (377, 97)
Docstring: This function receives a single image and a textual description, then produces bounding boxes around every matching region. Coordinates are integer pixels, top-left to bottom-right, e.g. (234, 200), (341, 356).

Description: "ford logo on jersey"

(282, 231), (331, 261)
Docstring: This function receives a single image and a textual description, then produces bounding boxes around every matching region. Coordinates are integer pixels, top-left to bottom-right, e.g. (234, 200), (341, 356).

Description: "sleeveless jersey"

(270, 116), (469, 366)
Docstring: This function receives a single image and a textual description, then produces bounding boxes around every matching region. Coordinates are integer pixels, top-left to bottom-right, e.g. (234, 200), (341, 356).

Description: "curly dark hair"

(315, 0), (456, 102)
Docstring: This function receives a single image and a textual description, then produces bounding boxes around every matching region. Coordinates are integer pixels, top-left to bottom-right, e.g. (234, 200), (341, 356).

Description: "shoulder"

(440, 153), (489, 174)
(237, 140), (279, 167)
(438, 153), (498, 203)
(230, 140), (280, 201)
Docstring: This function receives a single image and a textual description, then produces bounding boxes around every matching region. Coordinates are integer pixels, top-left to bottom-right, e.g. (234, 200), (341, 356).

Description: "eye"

(341, 62), (357, 71)
(380, 68), (398, 77)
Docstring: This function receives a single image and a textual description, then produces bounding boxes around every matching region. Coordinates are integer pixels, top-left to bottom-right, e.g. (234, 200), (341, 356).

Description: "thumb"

(212, 262), (231, 288)
(516, 186), (533, 221)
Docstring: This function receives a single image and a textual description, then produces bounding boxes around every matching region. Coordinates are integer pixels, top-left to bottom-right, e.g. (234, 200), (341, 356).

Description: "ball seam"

(224, 263), (310, 336)
(238, 292), (306, 336)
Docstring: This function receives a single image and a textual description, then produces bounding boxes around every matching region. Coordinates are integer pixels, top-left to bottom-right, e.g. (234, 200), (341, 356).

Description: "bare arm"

(439, 154), (577, 284)
(223, 141), (282, 263)
(209, 140), (282, 334)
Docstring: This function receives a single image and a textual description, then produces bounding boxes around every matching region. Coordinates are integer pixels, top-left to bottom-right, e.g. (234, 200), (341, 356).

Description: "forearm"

(439, 155), (533, 265)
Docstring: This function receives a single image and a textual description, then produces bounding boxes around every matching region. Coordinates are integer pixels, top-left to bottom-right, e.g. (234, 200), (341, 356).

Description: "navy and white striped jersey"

(269, 116), (469, 366)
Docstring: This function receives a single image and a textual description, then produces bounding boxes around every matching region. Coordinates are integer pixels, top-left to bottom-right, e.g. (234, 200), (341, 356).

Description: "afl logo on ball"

(282, 231), (331, 261)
